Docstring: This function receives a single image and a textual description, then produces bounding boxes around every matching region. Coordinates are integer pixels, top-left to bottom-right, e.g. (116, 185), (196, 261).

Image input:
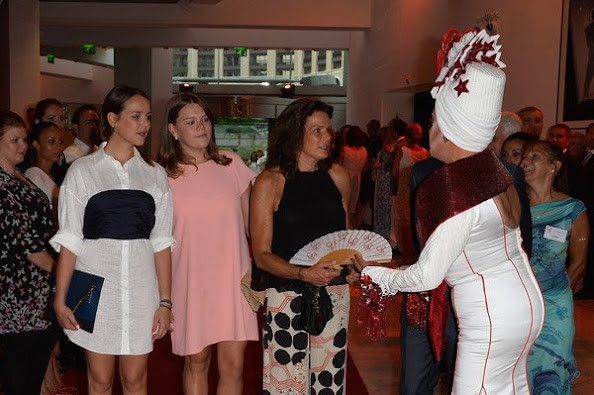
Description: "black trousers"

(399, 290), (457, 395)
(0, 328), (56, 395)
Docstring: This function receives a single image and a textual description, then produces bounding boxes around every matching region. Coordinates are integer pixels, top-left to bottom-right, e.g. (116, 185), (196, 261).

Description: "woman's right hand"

(301, 261), (341, 287)
(54, 301), (79, 331)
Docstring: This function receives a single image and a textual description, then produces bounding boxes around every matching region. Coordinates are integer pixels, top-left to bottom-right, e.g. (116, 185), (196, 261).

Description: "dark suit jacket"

(409, 156), (532, 258)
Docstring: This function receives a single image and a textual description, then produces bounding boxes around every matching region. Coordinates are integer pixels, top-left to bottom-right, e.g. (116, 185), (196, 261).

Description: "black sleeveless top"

(252, 169), (347, 291)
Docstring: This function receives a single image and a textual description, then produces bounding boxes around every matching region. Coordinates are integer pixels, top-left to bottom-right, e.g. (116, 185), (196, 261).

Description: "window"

(224, 54), (240, 67)
(303, 50), (312, 74)
(317, 50), (326, 70)
(332, 51), (342, 69)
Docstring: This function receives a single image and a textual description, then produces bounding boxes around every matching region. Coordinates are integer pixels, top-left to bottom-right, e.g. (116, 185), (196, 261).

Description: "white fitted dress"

(50, 145), (175, 355)
(363, 198), (544, 394)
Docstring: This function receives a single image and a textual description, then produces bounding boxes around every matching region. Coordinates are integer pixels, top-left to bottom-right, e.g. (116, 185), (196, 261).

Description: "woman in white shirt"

(51, 86), (175, 394)
(25, 122), (64, 216)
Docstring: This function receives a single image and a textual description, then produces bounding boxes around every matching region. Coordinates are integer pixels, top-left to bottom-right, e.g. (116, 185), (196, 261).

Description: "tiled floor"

(347, 285), (594, 394)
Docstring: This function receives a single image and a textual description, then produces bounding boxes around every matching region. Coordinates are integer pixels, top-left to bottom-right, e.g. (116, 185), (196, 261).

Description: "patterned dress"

(373, 149), (393, 244)
(0, 167), (53, 335)
(528, 198), (586, 394)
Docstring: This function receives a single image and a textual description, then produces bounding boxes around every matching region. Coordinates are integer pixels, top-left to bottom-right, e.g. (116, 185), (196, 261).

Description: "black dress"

(252, 169), (347, 291)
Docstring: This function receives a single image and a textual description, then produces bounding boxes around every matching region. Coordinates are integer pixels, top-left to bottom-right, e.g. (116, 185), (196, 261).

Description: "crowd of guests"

(1, 35), (593, 395)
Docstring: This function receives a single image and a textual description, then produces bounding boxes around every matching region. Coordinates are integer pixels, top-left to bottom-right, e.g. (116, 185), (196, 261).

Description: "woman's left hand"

(152, 306), (171, 340)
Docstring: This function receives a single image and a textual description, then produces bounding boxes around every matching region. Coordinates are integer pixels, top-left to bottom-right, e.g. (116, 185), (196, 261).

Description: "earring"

(551, 168), (555, 173)
(174, 135), (179, 141)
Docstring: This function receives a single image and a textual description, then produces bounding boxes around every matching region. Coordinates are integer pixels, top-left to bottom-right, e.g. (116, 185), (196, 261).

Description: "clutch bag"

(66, 269), (105, 333)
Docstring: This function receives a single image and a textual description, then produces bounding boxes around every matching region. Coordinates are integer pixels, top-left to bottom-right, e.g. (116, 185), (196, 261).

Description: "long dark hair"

(266, 98), (334, 178)
(27, 121), (60, 163)
(157, 92), (230, 179)
(34, 98), (62, 123)
(102, 85), (153, 166)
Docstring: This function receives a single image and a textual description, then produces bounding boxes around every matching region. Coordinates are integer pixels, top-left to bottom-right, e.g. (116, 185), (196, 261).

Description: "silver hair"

(498, 111), (522, 140)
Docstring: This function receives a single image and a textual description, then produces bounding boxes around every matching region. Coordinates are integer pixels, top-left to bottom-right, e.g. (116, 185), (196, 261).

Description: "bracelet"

(159, 299), (172, 310)
(297, 267), (305, 281)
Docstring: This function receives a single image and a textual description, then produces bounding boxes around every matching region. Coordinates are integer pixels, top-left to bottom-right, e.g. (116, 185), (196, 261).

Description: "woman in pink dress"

(158, 93), (258, 394)
(338, 125), (368, 227)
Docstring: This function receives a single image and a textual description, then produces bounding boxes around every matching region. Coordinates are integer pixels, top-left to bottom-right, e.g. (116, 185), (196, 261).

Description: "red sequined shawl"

(409, 149), (512, 360)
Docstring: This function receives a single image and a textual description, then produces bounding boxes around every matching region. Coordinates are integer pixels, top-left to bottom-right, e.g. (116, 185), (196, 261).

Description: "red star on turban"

(454, 78), (470, 96)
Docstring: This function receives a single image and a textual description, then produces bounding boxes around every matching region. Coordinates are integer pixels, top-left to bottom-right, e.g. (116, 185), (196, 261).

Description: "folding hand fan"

(289, 230), (392, 266)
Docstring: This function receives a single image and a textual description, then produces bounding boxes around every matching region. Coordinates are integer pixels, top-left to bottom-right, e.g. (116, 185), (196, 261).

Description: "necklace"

(531, 190), (557, 221)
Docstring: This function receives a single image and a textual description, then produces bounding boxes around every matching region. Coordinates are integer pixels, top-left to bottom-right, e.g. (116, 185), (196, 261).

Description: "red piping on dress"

(463, 250), (491, 395)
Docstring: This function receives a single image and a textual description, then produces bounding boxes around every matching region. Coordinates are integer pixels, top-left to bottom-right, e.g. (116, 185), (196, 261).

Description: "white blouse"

(50, 144), (175, 355)
(24, 167), (57, 209)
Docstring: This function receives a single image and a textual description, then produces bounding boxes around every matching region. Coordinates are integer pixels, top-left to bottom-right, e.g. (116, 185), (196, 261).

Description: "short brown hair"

(0, 111), (27, 139)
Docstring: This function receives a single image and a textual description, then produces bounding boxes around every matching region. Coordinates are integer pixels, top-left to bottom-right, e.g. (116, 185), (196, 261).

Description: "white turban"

(431, 29), (507, 153)
(435, 62), (506, 152)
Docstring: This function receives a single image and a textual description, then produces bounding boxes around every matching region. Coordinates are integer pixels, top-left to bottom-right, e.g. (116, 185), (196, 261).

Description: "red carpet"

(63, 333), (368, 394)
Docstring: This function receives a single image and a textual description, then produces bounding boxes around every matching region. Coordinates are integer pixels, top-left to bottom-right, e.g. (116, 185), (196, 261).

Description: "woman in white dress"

(52, 86), (175, 394)
(354, 29), (544, 393)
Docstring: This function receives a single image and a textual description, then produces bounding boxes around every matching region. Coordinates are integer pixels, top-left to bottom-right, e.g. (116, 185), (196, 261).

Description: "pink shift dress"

(169, 151), (258, 355)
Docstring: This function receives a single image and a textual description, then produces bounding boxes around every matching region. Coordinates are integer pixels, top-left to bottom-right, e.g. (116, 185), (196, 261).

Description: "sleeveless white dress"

(363, 198), (544, 394)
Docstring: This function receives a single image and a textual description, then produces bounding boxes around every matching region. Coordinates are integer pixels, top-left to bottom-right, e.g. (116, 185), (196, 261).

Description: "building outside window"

(175, 47), (346, 86)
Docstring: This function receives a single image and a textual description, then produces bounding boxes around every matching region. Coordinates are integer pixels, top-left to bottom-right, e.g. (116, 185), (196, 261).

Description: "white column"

(311, 51), (319, 74)
(294, 50), (304, 78)
(325, 50), (333, 71)
(267, 50), (276, 76)
(187, 48), (198, 79)
(240, 51), (250, 76)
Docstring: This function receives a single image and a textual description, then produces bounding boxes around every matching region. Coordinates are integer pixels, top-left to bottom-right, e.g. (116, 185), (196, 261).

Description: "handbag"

(241, 267), (265, 312)
(299, 284), (334, 336)
(66, 270), (105, 333)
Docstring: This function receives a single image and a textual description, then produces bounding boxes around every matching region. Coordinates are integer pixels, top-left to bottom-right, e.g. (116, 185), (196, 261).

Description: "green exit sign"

(235, 47), (247, 57)
(82, 44), (96, 55)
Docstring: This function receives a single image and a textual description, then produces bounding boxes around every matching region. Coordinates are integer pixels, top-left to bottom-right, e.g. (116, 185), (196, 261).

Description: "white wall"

(452, 0), (563, 127)
(356, 0), (564, 129)
(40, 64), (113, 106)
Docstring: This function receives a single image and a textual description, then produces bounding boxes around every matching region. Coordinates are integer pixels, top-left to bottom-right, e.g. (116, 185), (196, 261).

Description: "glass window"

(332, 51), (342, 69)
(317, 50), (326, 70)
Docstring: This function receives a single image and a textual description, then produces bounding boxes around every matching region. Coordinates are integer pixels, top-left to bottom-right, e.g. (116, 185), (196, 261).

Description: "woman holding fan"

(250, 98), (359, 394)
